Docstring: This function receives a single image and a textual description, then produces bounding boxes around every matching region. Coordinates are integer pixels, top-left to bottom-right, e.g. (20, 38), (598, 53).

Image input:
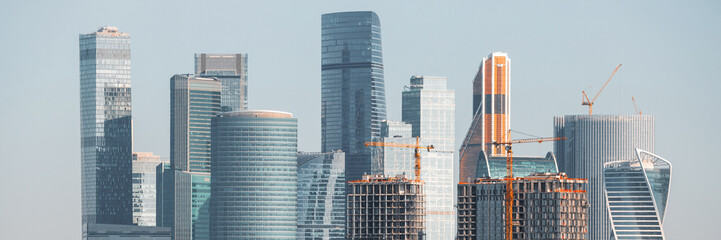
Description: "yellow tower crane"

(492, 130), (566, 240)
(582, 64), (622, 115)
(364, 136), (434, 181)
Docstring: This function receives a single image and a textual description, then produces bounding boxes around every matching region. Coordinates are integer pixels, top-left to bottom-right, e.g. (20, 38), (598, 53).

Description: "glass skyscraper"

(371, 121), (415, 176)
(156, 165), (211, 240)
(401, 76), (456, 239)
(296, 151), (346, 240)
(210, 111), (298, 239)
(79, 26), (133, 225)
(132, 152), (167, 226)
(554, 115), (655, 240)
(321, 11), (386, 181)
(603, 149), (671, 240)
(194, 53), (248, 112)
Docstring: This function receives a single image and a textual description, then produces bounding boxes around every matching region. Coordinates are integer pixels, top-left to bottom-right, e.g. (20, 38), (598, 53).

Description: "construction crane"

(492, 130), (567, 240)
(632, 96), (642, 115)
(364, 136), (434, 181)
(582, 64), (622, 115)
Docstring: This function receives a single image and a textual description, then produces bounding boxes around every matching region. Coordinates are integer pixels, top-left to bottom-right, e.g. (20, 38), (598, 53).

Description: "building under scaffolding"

(347, 175), (425, 240)
(458, 173), (589, 240)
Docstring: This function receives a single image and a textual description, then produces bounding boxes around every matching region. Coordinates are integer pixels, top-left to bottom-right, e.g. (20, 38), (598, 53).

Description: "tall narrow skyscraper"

(195, 53), (248, 112)
(554, 115), (654, 240)
(401, 76), (456, 239)
(459, 52), (511, 182)
(132, 152), (167, 226)
(321, 11), (386, 181)
(79, 26), (133, 225)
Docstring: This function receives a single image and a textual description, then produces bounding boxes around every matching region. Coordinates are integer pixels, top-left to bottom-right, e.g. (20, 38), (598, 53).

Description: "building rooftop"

(218, 110), (293, 118)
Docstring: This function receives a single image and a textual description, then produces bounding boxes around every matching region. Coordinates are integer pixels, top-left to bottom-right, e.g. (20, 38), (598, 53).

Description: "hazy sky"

(1, 0), (719, 239)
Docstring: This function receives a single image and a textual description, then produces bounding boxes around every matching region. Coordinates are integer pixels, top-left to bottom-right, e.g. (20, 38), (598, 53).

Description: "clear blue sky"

(1, 0), (719, 239)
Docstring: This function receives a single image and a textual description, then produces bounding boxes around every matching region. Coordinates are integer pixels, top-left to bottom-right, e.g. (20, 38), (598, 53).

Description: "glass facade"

(170, 74), (222, 173)
(401, 76), (456, 239)
(80, 26), (133, 225)
(476, 151), (558, 179)
(296, 152), (346, 240)
(83, 223), (171, 240)
(603, 149), (671, 240)
(132, 152), (167, 226)
(194, 53), (248, 112)
(321, 11), (386, 181)
(210, 111), (298, 239)
(554, 115), (655, 240)
(371, 121), (415, 176)
(156, 165), (210, 240)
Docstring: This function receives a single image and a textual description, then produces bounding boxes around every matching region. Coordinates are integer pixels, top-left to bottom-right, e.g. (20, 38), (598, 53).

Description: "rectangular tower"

(194, 53), (248, 112)
(132, 152), (167, 226)
(321, 11), (387, 181)
(346, 175), (425, 240)
(457, 173), (588, 240)
(554, 115), (654, 240)
(79, 26), (133, 225)
(459, 52), (511, 182)
(401, 76), (456, 239)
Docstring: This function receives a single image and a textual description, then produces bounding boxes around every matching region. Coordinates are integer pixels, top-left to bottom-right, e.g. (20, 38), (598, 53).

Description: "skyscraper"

(297, 151), (346, 240)
(132, 152), (167, 226)
(210, 111), (298, 239)
(371, 121), (415, 176)
(79, 26), (133, 225)
(603, 149), (671, 240)
(162, 74), (220, 240)
(401, 76), (455, 239)
(459, 52), (511, 182)
(476, 151), (558, 179)
(194, 53), (248, 112)
(321, 11), (387, 181)
(170, 74), (221, 173)
(554, 115), (654, 240)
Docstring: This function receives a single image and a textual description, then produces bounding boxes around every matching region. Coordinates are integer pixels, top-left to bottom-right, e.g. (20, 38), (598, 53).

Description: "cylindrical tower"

(210, 110), (298, 239)
(554, 114), (654, 240)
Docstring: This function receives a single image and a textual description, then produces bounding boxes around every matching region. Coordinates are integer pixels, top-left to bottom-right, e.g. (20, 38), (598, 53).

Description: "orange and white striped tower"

(460, 52), (511, 181)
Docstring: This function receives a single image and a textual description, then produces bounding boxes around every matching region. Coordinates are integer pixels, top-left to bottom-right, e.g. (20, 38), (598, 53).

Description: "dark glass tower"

(321, 11), (386, 181)
(79, 26), (133, 225)
(195, 53), (248, 112)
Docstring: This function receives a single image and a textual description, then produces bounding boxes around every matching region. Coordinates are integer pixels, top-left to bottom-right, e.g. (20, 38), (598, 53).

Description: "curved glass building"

(603, 149), (671, 240)
(554, 115), (654, 240)
(210, 111), (298, 239)
(321, 11), (386, 181)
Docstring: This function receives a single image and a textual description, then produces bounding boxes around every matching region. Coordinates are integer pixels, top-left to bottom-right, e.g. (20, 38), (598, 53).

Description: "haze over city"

(1, 1), (719, 239)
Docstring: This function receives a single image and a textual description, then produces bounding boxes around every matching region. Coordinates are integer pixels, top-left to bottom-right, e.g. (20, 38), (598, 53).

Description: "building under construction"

(458, 173), (588, 240)
(347, 174), (425, 240)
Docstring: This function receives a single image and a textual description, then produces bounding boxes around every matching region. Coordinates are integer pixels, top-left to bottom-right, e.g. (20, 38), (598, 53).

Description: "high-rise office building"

(457, 173), (589, 240)
(297, 151), (346, 240)
(459, 52), (511, 182)
(401, 76), (455, 239)
(194, 53), (248, 112)
(210, 111), (298, 239)
(321, 11), (387, 181)
(162, 74), (220, 240)
(346, 174), (425, 240)
(603, 149), (671, 240)
(554, 115), (654, 240)
(79, 26), (133, 225)
(132, 152), (167, 226)
(170, 74), (221, 173)
(475, 151), (558, 179)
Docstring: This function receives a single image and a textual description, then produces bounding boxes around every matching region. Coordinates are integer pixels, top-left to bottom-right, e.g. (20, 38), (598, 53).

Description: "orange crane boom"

(632, 96), (642, 115)
(364, 136), (434, 181)
(492, 130), (567, 240)
(582, 64), (622, 115)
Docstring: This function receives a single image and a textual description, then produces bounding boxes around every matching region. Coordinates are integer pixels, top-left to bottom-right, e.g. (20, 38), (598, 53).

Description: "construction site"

(346, 174), (425, 240)
(458, 172), (589, 240)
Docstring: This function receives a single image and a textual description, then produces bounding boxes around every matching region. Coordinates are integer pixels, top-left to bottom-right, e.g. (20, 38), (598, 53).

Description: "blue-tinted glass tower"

(296, 152), (346, 240)
(476, 151), (558, 179)
(321, 11), (386, 181)
(194, 53), (248, 112)
(210, 111), (298, 239)
(79, 26), (133, 226)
